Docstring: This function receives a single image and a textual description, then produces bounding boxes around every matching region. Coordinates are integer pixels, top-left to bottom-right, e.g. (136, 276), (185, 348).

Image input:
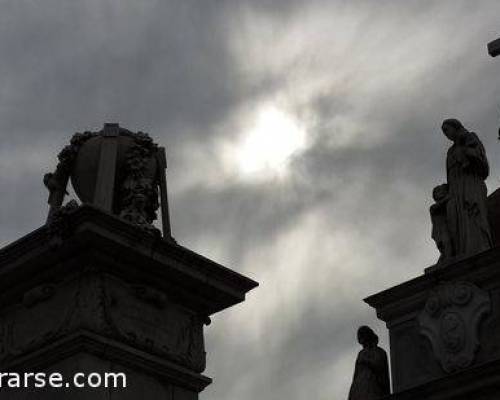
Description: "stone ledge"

(364, 247), (500, 392)
(3, 330), (212, 393)
(364, 246), (500, 322)
(0, 205), (258, 315)
(385, 357), (500, 400)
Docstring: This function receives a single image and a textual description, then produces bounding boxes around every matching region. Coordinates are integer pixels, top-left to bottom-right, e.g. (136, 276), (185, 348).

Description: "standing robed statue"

(431, 119), (492, 263)
(348, 326), (390, 400)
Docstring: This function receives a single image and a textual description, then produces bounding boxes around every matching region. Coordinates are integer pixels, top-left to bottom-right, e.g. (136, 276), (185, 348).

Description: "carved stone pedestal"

(365, 247), (500, 399)
(0, 205), (258, 399)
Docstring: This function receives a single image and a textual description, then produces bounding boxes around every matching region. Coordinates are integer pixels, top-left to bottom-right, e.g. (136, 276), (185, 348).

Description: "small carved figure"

(348, 326), (390, 400)
(46, 200), (80, 248)
(440, 119), (492, 258)
(430, 184), (453, 263)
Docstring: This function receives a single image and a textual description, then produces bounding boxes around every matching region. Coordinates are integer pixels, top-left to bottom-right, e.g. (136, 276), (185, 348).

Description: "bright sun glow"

(234, 105), (307, 178)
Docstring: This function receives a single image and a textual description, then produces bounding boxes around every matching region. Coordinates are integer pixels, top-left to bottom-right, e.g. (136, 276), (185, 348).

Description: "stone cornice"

(0, 205), (258, 315)
(364, 247), (500, 322)
(4, 330), (212, 392)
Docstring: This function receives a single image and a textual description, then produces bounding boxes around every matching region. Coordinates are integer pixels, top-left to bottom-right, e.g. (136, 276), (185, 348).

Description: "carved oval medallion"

(451, 282), (473, 306)
(418, 281), (491, 373)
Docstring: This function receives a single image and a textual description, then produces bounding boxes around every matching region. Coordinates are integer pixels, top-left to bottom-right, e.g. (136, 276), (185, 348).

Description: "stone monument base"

(0, 205), (257, 399)
(387, 358), (500, 400)
(366, 247), (500, 399)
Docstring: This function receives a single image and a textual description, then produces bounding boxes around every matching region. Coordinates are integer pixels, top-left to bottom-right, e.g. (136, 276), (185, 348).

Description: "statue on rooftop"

(348, 326), (390, 400)
(437, 119), (492, 261)
(430, 183), (453, 263)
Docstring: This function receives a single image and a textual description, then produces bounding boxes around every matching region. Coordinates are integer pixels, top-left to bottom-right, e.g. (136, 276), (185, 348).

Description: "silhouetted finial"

(44, 124), (173, 240)
(488, 38), (500, 57)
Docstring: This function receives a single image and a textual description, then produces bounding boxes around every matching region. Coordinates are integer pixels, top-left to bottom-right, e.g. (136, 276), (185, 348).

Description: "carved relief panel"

(0, 271), (206, 373)
(418, 281), (490, 373)
(0, 283), (75, 363)
(104, 275), (206, 372)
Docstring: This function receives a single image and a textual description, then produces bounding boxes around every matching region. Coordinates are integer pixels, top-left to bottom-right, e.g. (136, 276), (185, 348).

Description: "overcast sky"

(1, 1), (500, 399)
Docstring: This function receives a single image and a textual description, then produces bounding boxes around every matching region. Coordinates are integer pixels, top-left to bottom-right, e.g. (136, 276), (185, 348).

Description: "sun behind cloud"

(228, 104), (307, 179)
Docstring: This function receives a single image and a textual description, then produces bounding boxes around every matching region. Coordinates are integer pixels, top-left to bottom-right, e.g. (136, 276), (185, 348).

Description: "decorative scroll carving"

(132, 285), (167, 309)
(104, 277), (206, 372)
(63, 266), (110, 335)
(117, 132), (160, 236)
(45, 199), (80, 247)
(0, 270), (106, 364)
(22, 284), (56, 308)
(44, 132), (96, 219)
(0, 271), (206, 373)
(0, 281), (75, 363)
(418, 281), (490, 373)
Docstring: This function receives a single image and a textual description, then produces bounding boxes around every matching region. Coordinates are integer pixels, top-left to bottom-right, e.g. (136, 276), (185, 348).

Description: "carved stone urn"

(0, 124), (259, 399)
(45, 123), (170, 237)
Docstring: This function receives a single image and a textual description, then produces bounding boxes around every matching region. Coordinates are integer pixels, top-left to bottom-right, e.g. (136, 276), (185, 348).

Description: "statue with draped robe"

(348, 326), (390, 400)
(439, 119), (492, 259)
(430, 183), (453, 263)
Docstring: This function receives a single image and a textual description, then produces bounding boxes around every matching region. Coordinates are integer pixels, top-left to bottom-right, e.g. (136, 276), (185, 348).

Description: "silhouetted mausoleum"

(0, 123), (258, 398)
(365, 118), (500, 399)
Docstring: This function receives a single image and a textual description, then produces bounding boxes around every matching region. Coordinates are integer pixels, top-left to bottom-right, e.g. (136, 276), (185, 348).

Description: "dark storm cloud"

(171, 180), (315, 267)
(0, 1), (242, 135)
(168, 3), (500, 399)
(173, 50), (500, 278)
(0, 0), (282, 243)
(1, 1), (500, 400)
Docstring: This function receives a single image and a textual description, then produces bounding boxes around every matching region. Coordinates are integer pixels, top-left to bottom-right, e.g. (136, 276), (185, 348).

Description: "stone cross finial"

(102, 122), (119, 136)
(488, 38), (500, 57)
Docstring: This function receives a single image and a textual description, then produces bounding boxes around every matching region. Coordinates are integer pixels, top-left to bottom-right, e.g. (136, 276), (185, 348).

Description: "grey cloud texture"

(0, 1), (237, 134)
(1, 1), (500, 399)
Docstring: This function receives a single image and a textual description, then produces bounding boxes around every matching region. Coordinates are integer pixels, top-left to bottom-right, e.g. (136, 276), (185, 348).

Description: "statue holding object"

(431, 119), (492, 263)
